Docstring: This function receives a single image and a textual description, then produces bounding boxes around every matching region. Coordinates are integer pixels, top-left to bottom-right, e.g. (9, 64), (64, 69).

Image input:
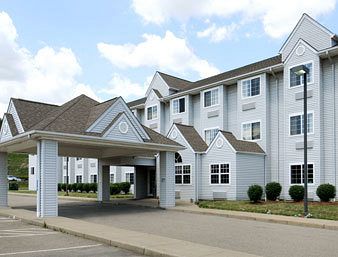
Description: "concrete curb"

(0, 207), (259, 257)
(170, 206), (338, 231)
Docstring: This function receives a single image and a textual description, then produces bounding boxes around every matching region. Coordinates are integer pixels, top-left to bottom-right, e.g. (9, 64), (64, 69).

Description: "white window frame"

(125, 172), (134, 184)
(203, 87), (219, 108)
(90, 174), (97, 183)
(76, 175), (82, 183)
(146, 104), (158, 121)
(241, 75), (261, 99)
(289, 61), (314, 89)
(241, 120), (261, 141)
(209, 163), (231, 185)
(289, 163), (315, 185)
(289, 111), (314, 136)
(172, 96), (186, 115)
(175, 164), (192, 185)
(204, 127), (219, 145)
(110, 173), (115, 183)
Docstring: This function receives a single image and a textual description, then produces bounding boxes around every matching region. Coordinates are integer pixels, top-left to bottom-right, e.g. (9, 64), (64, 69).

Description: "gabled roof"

(158, 72), (193, 91)
(153, 89), (163, 99)
(174, 123), (208, 152)
(11, 98), (58, 131)
(143, 125), (181, 147)
(4, 113), (18, 136)
(220, 131), (265, 154)
(86, 98), (118, 128)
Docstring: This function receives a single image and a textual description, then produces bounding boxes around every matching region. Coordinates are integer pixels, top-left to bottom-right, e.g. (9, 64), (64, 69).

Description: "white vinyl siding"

(290, 164), (314, 184)
(242, 121), (261, 140)
(205, 128), (219, 145)
(210, 164), (230, 184)
(290, 62), (313, 87)
(290, 112), (313, 135)
(173, 97), (186, 114)
(242, 77), (260, 98)
(204, 88), (219, 107)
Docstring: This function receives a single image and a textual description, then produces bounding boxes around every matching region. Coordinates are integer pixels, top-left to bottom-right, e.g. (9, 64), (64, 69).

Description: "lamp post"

(293, 65), (310, 217)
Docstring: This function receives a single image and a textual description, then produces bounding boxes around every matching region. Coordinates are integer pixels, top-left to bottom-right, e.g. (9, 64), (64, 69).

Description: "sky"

(0, 0), (337, 116)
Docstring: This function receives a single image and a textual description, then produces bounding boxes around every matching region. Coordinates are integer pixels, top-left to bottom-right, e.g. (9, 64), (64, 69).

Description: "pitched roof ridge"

(95, 97), (118, 106)
(158, 71), (192, 83)
(174, 123), (194, 128)
(11, 98), (59, 107)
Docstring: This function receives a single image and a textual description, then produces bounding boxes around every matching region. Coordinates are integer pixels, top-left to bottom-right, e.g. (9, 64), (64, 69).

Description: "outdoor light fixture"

(293, 64), (309, 217)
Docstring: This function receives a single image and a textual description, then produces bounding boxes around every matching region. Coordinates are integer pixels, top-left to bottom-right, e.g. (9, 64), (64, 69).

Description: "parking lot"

(0, 216), (142, 257)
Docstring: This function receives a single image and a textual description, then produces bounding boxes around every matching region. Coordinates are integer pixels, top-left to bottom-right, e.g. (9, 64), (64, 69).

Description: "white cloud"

(97, 31), (219, 78)
(197, 23), (237, 42)
(0, 12), (99, 116)
(131, 0), (336, 38)
(99, 73), (149, 101)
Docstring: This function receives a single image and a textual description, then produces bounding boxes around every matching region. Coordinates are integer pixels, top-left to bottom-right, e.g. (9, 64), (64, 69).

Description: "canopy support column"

(159, 152), (175, 208)
(0, 152), (8, 208)
(98, 161), (110, 202)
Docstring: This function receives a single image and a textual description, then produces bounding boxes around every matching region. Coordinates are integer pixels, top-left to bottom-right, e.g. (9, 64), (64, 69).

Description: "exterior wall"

(104, 116), (142, 142)
(226, 84), (238, 137)
(192, 94), (201, 135)
(200, 134), (237, 200)
(144, 91), (161, 133)
(0, 116), (12, 142)
(282, 41), (321, 199)
(169, 95), (191, 127)
(236, 154), (265, 200)
(146, 73), (170, 97)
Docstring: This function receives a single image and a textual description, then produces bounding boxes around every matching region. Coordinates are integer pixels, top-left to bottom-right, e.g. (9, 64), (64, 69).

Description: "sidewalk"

(0, 207), (259, 257)
(171, 204), (338, 231)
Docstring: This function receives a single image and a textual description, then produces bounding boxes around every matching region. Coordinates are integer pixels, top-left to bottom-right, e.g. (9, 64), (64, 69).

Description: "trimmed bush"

(9, 182), (19, 190)
(110, 183), (122, 195)
(58, 183), (62, 192)
(265, 182), (282, 201)
(316, 184), (336, 202)
(83, 183), (91, 193)
(289, 185), (304, 202)
(77, 183), (84, 192)
(120, 182), (131, 194)
(247, 184), (263, 203)
(61, 183), (67, 191)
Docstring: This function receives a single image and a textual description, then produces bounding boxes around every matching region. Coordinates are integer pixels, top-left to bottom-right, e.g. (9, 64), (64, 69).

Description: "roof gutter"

(0, 130), (185, 152)
(161, 63), (284, 101)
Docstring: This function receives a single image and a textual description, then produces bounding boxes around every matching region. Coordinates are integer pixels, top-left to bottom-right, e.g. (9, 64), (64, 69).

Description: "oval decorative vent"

(119, 122), (129, 134)
(296, 45), (305, 56)
(216, 137), (224, 148)
(171, 130), (177, 139)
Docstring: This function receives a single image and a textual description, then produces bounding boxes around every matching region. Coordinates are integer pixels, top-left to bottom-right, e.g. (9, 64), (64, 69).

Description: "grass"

(10, 190), (133, 199)
(198, 200), (338, 221)
(8, 153), (28, 180)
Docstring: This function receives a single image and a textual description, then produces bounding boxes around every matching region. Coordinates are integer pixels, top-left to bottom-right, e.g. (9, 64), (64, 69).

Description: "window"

(175, 152), (182, 163)
(90, 174), (97, 183)
(242, 121), (260, 140)
(290, 113), (313, 135)
(126, 173), (134, 184)
(110, 173), (115, 183)
(242, 77), (260, 98)
(173, 97), (185, 114)
(290, 63), (313, 87)
(30, 167), (35, 175)
(76, 175), (82, 183)
(147, 105), (158, 120)
(290, 164), (314, 184)
(204, 88), (219, 107)
(210, 164), (230, 184)
(205, 128), (219, 145)
(175, 165), (191, 184)
(76, 157), (82, 161)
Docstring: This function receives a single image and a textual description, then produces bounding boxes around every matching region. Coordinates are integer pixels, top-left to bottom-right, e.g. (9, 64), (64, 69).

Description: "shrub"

(247, 184), (263, 203)
(83, 183), (91, 193)
(265, 182), (282, 201)
(316, 184), (336, 202)
(9, 182), (19, 190)
(120, 182), (131, 194)
(61, 183), (67, 191)
(289, 185), (304, 202)
(110, 183), (122, 195)
(58, 183), (62, 192)
(77, 183), (84, 193)
(90, 183), (97, 193)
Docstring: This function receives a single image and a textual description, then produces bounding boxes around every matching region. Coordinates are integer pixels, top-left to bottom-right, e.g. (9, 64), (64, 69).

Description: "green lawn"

(8, 153), (28, 180)
(11, 190), (133, 199)
(198, 200), (338, 221)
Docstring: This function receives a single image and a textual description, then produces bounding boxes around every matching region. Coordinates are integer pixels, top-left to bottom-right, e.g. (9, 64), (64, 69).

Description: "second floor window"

(204, 88), (219, 107)
(242, 77), (260, 98)
(242, 121), (260, 140)
(205, 128), (219, 145)
(290, 113), (313, 135)
(290, 62), (313, 87)
(173, 97), (185, 114)
(147, 105), (158, 120)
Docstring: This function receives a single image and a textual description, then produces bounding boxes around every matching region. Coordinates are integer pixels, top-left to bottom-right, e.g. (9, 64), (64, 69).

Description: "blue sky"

(0, 0), (337, 115)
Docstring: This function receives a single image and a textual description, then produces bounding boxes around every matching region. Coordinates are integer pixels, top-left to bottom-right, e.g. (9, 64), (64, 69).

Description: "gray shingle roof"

(127, 97), (146, 108)
(220, 131), (265, 154)
(158, 72), (192, 91)
(86, 98), (118, 128)
(174, 123), (208, 152)
(143, 125), (181, 146)
(4, 113), (18, 136)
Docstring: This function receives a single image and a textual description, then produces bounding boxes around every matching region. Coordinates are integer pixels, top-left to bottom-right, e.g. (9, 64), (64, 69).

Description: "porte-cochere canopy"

(0, 95), (184, 217)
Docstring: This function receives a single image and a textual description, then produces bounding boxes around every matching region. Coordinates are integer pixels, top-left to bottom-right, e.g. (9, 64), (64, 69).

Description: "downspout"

(264, 154), (266, 201)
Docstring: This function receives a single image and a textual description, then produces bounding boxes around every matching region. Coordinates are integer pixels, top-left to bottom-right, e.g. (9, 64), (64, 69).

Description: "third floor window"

(147, 105), (158, 120)
(290, 112), (313, 135)
(205, 128), (219, 145)
(242, 121), (261, 140)
(204, 88), (219, 107)
(242, 77), (260, 98)
(173, 97), (185, 114)
(290, 62), (313, 87)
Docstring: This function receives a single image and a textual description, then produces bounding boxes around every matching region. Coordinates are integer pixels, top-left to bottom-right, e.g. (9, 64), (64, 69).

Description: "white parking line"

(0, 244), (102, 256)
(0, 227), (58, 238)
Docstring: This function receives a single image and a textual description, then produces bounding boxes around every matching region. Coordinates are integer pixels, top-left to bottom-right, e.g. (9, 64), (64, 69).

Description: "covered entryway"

(0, 95), (184, 217)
